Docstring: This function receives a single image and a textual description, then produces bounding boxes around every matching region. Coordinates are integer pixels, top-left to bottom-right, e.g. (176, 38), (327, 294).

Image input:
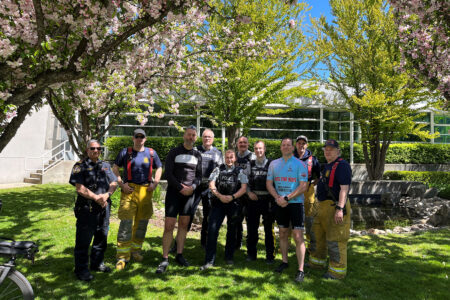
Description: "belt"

(128, 182), (150, 187)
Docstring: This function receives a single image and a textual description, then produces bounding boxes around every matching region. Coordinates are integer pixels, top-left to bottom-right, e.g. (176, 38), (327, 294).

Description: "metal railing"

(24, 140), (73, 174)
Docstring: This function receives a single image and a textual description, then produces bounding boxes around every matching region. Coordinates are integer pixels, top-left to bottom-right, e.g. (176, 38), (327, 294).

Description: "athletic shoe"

(225, 259), (234, 265)
(115, 260), (126, 271)
(175, 254), (190, 267)
(91, 263), (111, 273)
(76, 271), (94, 282)
(131, 252), (144, 262)
(246, 256), (256, 262)
(295, 270), (305, 283)
(156, 260), (169, 274)
(200, 263), (214, 271)
(265, 258), (275, 265)
(274, 262), (289, 273)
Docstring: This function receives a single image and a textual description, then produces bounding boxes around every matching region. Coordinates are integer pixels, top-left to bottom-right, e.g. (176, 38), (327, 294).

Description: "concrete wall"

(0, 105), (65, 184)
(352, 164), (450, 181)
(42, 161), (76, 184)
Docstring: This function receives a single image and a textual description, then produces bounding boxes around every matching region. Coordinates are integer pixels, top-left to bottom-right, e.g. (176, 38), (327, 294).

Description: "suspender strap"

(307, 156), (312, 179)
(127, 147), (133, 181)
(148, 148), (154, 183)
(328, 158), (343, 188)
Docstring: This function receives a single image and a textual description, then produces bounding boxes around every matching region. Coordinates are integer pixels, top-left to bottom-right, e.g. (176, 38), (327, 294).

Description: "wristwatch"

(335, 205), (344, 211)
(108, 192), (112, 197)
(232, 194), (235, 200)
(284, 195), (289, 202)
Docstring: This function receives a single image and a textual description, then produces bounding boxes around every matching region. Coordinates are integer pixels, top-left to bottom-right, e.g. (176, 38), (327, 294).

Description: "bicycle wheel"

(0, 267), (34, 300)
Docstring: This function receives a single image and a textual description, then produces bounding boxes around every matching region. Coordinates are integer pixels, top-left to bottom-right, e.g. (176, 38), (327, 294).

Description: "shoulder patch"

(72, 165), (82, 174)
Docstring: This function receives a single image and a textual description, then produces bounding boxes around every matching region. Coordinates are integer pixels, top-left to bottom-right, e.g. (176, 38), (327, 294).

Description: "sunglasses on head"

(90, 147), (101, 151)
(134, 135), (145, 139)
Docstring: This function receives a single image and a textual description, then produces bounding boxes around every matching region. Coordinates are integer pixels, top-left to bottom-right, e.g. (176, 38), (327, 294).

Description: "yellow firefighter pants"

(309, 199), (351, 279)
(116, 183), (153, 261)
(303, 183), (316, 249)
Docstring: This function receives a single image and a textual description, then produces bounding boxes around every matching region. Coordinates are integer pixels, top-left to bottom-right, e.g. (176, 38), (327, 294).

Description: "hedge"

(105, 136), (450, 165)
(383, 171), (450, 199)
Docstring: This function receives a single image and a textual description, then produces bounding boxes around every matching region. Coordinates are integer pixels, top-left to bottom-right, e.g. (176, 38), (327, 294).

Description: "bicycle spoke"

(0, 279), (22, 299)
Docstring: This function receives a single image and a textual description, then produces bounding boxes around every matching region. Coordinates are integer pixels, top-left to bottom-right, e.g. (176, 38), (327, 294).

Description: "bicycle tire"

(0, 267), (34, 300)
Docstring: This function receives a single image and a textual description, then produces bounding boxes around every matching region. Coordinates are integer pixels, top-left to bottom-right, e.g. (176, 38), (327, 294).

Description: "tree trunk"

(226, 125), (240, 150)
(0, 93), (42, 153)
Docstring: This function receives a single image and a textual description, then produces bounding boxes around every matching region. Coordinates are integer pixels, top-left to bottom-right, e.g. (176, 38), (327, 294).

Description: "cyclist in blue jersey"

(266, 138), (309, 283)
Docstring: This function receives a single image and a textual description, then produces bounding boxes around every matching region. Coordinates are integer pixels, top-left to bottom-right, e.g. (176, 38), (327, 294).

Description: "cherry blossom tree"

(0, 0), (214, 152)
(390, 0), (449, 107)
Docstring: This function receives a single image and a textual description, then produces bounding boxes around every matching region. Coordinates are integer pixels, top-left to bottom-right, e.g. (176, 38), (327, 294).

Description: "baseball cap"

(324, 139), (339, 148)
(296, 135), (308, 143)
(133, 128), (146, 137)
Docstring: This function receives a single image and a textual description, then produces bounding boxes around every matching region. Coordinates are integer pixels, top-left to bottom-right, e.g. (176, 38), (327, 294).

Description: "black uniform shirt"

(317, 157), (352, 201)
(69, 158), (117, 199)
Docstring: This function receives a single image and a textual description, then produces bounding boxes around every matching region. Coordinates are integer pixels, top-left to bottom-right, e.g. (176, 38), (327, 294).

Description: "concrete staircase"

(23, 160), (57, 184)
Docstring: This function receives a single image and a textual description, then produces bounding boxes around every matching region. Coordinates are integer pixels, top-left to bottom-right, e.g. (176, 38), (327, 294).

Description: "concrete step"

(30, 173), (42, 179)
(24, 177), (40, 184)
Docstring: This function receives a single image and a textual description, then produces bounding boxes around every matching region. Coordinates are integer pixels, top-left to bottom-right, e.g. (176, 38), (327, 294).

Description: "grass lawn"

(0, 184), (449, 299)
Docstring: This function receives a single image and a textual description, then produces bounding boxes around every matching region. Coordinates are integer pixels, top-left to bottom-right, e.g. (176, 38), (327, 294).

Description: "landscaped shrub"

(105, 136), (450, 164)
(383, 171), (450, 199)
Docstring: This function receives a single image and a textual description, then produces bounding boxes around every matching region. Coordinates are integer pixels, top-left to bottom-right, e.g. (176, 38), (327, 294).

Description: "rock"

(377, 230), (386, 235)
(423, 188), (439, 199)
(427, 204), (450, 226)
(407, 185), (427, 198)
(393, 226), (403, 233)
(368, 228), (376, 234)
(410, 225), (420, 231)
(385, 229), (393, 234)
(360, 230), (367, 235)
(381, 192), (402, 206)
(402, 227), (411, 232)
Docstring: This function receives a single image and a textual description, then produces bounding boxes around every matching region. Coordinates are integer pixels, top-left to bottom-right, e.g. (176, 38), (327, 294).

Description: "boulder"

(407, 185), (427, 198)
(423, 188), (439, 199)
(427, 204), (450, 226)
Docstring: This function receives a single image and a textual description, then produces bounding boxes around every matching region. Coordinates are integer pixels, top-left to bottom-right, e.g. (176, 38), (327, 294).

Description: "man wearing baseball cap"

(294, 135), (320, 251)
(307, 139), (352, 279)
(112, 128), (163, 270)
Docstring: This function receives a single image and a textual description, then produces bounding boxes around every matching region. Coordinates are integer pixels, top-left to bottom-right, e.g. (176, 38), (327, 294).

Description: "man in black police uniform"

(246, 140), (276, 263)
(70, 140), (118, 282)
(235, 136), (255, 250)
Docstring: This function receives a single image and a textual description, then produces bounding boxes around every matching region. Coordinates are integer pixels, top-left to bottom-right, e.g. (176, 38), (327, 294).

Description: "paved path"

(0, 183), (35, 190)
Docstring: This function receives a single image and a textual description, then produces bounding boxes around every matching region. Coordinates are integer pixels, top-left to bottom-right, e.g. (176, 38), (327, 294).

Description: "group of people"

(69, 126), (352, 284)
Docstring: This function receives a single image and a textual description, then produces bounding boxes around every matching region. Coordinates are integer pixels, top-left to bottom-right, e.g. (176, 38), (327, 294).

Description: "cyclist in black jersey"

(156, 126), (202, 274)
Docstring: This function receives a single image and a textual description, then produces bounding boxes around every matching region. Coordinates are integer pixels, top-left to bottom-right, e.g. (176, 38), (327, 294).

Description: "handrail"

(24, 140), (73, 174)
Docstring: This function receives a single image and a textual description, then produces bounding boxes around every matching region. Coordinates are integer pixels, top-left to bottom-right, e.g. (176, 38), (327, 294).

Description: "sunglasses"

(134, 135), (145, 139)
(90, 147), (102, 151)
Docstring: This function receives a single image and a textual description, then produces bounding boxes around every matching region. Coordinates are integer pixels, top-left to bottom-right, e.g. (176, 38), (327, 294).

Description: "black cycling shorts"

(165, 187), (196, 218)
(275, 202), (305, 230)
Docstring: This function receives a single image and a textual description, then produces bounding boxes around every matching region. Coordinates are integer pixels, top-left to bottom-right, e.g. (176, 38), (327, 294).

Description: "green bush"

(105, 136), (450, 165)
(383, 171), (450, 199)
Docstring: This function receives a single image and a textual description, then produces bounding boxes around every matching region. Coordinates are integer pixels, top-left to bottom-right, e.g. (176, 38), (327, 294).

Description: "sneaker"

(295, 270), (305, 283)
(156, 260), (169, 274)
(200, 263), (214, 271)
(175, 254), (190, 267)
(265, 258), (275, 265)
(225, 259), (234, 265)
(115, 260), (126, 271)
(246, 256), (256, 262)
(274, 262), (289, 273)
(76, 271), (94, 282)
(323, 272), (339, 280)
(91, 263), (111, 273)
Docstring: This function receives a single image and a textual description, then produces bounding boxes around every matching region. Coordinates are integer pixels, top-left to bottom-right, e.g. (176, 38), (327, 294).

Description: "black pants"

(246, 195), (276, 260)
(74, 200), (110, 275)
(205, 200), (242, 264)
(235, 195), (249, 249)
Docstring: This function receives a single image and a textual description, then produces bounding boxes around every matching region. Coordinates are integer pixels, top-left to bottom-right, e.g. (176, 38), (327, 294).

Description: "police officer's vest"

(216, 165), (242, 196)
(248, 159), (271, 192)
(236, 152), (252, 170)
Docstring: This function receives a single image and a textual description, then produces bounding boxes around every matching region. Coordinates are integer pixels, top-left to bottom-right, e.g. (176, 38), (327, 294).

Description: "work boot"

(156, 259), (169, 274)
(295, 270), (305, 283)
(175, 254), (190, 267)
(131, 252), (144, 262)
(115, 260), (126, 271)
(274, 262), (289, 273)
(323, 272), (339, 280)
